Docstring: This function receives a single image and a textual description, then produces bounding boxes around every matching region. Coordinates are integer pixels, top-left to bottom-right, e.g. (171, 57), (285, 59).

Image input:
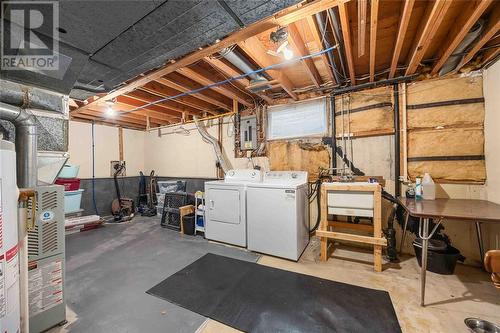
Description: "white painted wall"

(483, 60), (500, 250)
(67, 121), (145, 178)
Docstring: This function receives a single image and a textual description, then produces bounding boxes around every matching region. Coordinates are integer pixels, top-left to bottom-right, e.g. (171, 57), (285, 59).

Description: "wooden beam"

(287, 22), (322, 88)
(177, 66), (253, 107)
(480, 46), (500, 66)
(431, 0), (493, 75)
(118, 127), (124, 160)
(203, 57), (274, 104)
(455, 4), (500, 72)
(155, 76), (232, 111)
(238, 36), (298, 100)
(91, 102), (171, 124)
(358, 0), (368, 57)
(139, 81), (218, 115)
(337, 1), (356, 84)
(389, 0), (415, 79)
(71, 114), (146, 130)
(369, 0), (379, 82)
(305, 16), (336, 84)
(405, 0), (452, 76)
(116, 96), (177, 122)
(72, 0), (341, 115)
(81, 109), (149, 126)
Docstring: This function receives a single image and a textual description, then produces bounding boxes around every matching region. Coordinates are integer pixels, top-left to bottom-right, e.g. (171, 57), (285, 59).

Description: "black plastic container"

(182, 213), (196, 235)
(413, 238), (462, 275)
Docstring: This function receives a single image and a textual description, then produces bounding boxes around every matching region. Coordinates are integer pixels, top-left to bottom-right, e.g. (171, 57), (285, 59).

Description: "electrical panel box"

(27, 185), (66, 332)
(239, 115), (257, 151)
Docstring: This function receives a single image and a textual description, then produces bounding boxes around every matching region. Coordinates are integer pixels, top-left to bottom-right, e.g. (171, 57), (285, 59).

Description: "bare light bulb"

(105, 106), (116, 118)
(283, 46), (293, 60)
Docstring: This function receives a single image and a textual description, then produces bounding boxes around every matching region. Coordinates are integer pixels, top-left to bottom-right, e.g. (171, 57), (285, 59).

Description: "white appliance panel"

(206, 188), (240, 224)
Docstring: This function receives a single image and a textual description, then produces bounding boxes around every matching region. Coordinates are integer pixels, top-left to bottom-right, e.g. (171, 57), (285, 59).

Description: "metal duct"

(193, 116), (232, 174)
(315, 12), (342, 84)
(439, 20), (485, 76)
(328, 8), (348, 80)
(219, 48), (271, 92)
(0, 80), (66, 113)
(0, 102), (38, 188)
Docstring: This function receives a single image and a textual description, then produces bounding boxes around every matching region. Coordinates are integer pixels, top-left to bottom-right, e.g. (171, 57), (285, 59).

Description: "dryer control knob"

(291, 173), (298, 179)
(228, 170), (235, 176)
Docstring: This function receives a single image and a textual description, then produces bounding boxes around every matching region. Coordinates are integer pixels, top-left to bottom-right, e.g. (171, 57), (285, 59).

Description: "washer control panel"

(263, 171), (308, 183)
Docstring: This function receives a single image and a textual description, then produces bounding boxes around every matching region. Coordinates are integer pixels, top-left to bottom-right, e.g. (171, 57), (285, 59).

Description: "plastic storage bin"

(413, 238), (463, 275)
(58, 164), (80, 178)
(55, 178), (81, 191)
(64, 189), (84, 213)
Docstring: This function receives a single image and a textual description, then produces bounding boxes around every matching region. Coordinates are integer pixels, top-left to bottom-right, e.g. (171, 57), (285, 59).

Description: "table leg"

(399, 212), (410, 254)
(475, 221), (485, 268)
(420, 218), (429, 307)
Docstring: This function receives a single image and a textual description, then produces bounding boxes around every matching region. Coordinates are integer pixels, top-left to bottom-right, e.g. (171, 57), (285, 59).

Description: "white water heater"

(0, 139), (21, 333)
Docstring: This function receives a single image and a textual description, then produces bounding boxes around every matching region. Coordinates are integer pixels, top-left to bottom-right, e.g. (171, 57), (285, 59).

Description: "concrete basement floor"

(52, 216), (500, 333)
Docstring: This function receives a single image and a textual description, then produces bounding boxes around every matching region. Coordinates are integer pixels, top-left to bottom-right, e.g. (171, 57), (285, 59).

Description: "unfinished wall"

(67, 121), (145, 178)
(406, 75), (486, 183)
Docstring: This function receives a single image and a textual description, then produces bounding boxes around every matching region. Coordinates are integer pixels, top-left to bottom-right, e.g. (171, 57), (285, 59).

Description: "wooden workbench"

(316, 182), (387, 272)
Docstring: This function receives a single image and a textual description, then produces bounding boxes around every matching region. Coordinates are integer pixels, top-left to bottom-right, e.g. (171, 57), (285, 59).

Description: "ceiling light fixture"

(283, 45), (294, 60)
(105, 106), (116, 118)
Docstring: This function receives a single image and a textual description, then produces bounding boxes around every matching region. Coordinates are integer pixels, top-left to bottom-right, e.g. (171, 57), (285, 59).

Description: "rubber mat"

(147, 253), (402, 333)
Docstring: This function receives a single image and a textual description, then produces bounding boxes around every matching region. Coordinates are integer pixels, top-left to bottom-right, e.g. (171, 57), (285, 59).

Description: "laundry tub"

(64, 189), (85, 213)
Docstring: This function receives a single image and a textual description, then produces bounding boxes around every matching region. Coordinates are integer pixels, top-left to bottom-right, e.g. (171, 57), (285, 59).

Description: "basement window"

(267, 98), (327, 140)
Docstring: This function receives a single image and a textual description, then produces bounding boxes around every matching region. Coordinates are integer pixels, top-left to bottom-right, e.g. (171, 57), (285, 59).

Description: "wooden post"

(320, 184), (329, 261)
(118, 127), (124, 161)
(373, 185), (382, 272)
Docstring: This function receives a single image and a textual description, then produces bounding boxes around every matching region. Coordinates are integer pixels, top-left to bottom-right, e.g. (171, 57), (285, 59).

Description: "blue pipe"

(100, 45), (338, 119)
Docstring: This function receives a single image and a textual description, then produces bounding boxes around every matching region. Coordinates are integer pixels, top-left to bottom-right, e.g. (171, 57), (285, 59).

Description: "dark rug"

(147, 253), (401, 333)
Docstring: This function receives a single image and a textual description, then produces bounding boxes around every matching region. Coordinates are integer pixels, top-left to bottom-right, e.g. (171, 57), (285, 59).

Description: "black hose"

(310, 178), (322, 233)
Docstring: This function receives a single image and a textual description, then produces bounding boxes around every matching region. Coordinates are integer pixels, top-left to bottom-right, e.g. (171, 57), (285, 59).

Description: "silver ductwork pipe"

(328, 8), (348, 80)
(315, 12), (342, 84)
(439, 20), (485, 76)
(0, 101), (38, 188)
(219, 47), (267, 82)
(193, 116), (232, 174)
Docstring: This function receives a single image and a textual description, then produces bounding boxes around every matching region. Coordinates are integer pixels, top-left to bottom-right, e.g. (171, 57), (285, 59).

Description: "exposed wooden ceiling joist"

(115, 96), (177, 122)
(305, 15), (336, 83)
(203, 56), (275, 104)
(430, 0), (493, 75)
(405, 0), (452, 76)
(139, 81), (218, 115)
(287, 22), (323, 88)
(71, 0), (342, 115)
(455, 4), (500, 72)
(369, 0), (379, 82)
(126, 90), (200, 117)
(155, 76), (232, 112)
(388, 0), (415, 79)
(71, 113), (146, 130)
(337, 1), (356, 84)
(238, 36), (298, 100)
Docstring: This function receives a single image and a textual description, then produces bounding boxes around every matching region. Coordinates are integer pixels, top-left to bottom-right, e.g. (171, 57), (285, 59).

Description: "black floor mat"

(147, 253), (401, 333)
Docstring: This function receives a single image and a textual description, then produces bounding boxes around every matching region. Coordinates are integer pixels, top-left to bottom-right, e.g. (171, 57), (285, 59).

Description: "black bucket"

(182, 213), (196, 235)
(413, 238), (463, 275)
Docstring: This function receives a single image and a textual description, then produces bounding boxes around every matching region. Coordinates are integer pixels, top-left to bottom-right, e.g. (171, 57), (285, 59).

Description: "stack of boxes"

(55, 164), (85, 214)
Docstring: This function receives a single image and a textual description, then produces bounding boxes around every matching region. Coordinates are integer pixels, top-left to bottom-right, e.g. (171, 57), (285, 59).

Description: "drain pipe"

(0, 101), (38, 188)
